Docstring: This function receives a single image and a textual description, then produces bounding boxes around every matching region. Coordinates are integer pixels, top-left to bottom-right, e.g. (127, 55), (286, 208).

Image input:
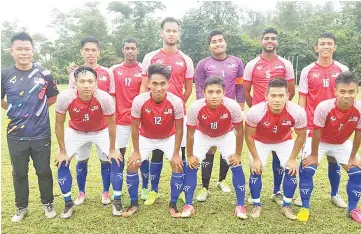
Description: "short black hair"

(11, 32), (33, 46)
(208, 30), (224, 45)
(122, 37), (139, 48)
(336, 71), (359, 86)
(74, 66), (97, 81)
(262, 28), (278, 39)
(267, 78), (288, 92)
(316, 32), (336, 45)
(80, 36), (100, 49)
(161, 17), (180, 29)
(148, 64), (171, 81)
(204, 76), (225, 90)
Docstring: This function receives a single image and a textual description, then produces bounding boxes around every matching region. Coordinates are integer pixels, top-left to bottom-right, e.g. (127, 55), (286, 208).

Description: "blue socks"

(170, 172), (184, 203)
(183, 166), (198, 205)
(231, 165), (246, 206)
(299, 163), (317, 208)
(110, 159), (124, 200)
(126, 171), (139, 202)
(150, 162), (163, 192)
(282, 169), (297, 207)
(58, 162), (73, 202)
(101, 162), (111, 192)
(140, 160), (150, 189)
(272, 152), (283, 194)
(76, 161), (88, 193)
(328, 162), (341, 197)
(347, 167), (361, 211)
(249, 173), (262, 206)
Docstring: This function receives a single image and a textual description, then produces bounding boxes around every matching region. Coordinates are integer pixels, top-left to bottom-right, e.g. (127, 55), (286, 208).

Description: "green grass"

(2, 85), (361, 234)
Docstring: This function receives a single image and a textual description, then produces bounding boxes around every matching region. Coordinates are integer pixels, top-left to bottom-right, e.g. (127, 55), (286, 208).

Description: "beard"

(263, 45), (277, 52)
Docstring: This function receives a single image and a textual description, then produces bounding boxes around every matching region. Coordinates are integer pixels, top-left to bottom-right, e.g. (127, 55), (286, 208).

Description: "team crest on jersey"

(281, 120), (292, 126)
(256, 65), (263, 70)
(331, 72), (340, 78)
(330, 116), (337, 121)
(220, 113), (228, 119)
(209, 65), (216, 69)
(312, 73), (320, 78)
(349, 116), (359, 122)
(98, 76), (107, 81)
(263, 121), (270, 127)
(117, 71), (123, 76)
(90, 105), (99, 111)
(202, 115), (207, 120)
(156, 59), (164, 64)
(275, 65), (284, 69)
(145, 108), (151, 113)
(73, 108), (80, 113)
(227, 63), (236, 68)
(175, 60), (184, 67)
(164, 109), (173, 114)
(134, 73), (142, 77)
(10, 76), (17, 84)
(34, 77), (45, 85)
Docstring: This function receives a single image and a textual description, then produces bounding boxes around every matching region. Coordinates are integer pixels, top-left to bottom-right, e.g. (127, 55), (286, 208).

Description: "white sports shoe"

(331, 194), (347, 208)
(101, 192), (111, 205)
(112, 199), (123, 216)
(74, 192), (86, 206)
(42, 203), (57, 218)
(294, 196), (302, 207)
(196, 188), (210, 202)
(60, 202), (74, 219)
(217, 181), (231, 193)
(12, 207), (29, 223)
(247, 196), (253, 205)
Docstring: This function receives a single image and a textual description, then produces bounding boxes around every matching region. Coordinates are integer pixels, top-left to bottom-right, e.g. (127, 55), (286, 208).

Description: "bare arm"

(243, 81), (253, 108)
(298, 95), (307, 108)
(245, 125), (258, 160)
(174, 119), (183, 155)
(186, 127), (196, 158)
(131, 119), (141, 152)
(350, 130), (361, 161)
(310, 128), (322, 157)
(139, 77), (148, 93)
(104, 114), (117, 151)
(183, 79), (193, 103)
(47, 96), (57, 107)
(290, 128), (307, 160)
(234, 124), (244, 156)
(1, 99), (7, 110)
(55, 113), (66, 153)
(287, 80), (295, 101)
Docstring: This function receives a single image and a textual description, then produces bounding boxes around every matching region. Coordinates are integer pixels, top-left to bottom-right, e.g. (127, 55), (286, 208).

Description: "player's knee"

(348, 167), (361, 184)
(127, 164), (139, 173)
(78, 159), (89, 164)
(12, 169), (28, 180)
(100, 159), (110, 165)
(300, 166), (316, 179)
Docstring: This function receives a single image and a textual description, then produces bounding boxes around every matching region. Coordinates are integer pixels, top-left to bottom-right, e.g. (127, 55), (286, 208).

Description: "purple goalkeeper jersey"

(195, 55), (245, 102)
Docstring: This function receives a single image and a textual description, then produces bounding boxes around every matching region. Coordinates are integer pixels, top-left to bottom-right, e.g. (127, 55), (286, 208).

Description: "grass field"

(1, 85), (361, 234)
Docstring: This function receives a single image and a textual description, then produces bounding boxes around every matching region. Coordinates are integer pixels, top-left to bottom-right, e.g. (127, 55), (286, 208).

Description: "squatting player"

(55, 66), (122, 218)
(181, 76), (247, 219)
(122, 64), (185, 218)
(245, 78), (307, 220)
(298, 71), (361, 223)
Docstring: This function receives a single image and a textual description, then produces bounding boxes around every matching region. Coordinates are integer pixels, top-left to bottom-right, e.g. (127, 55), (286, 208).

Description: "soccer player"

(122, 64), (184, 218)
(246, 78), (307, 219)
(298, 71), (361, 222)
(55, 66), (122, 218)
(194, 29), (245, 201)
(243, 28), (296, 205)
(110, 37), (150, 200)
(181, 76), (247, 219)
(295, 33), (349, 208)
(140, 17), (194, 205)
(1, 32), (58, 222)
(68, 36), (115, 206)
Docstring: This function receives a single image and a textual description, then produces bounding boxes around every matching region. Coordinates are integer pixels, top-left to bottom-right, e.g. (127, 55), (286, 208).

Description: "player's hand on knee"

(302, 154), (318, 168)
(171, 153), (183, 172)
(228, 153), (241, 167)
(55, 151), (69, 168)
(188, 156), (199, 169)
(109, 149), (122, 167)
(347, 158), (361, 170)
(286, 159), (298, 176)
(251, 158), (262, 175)
(128, 151), (141, 168)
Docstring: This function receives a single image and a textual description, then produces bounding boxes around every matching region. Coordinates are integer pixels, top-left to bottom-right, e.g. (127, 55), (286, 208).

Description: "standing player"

(55, 66), (122, 218)
(295, 33), (349, 208)
(140, 17), (194, 205)
(181, 77), (247, 219)
(110, 37), (150, 201)
(1, 32), (58, 222)
(68, 36), (115, 206)
(122, 64), (184, 218)
(298, 71), (361, 223)
(194, 29), (245, 201)
(246, 78), (307, 219)
(243, 28), (296, 205)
